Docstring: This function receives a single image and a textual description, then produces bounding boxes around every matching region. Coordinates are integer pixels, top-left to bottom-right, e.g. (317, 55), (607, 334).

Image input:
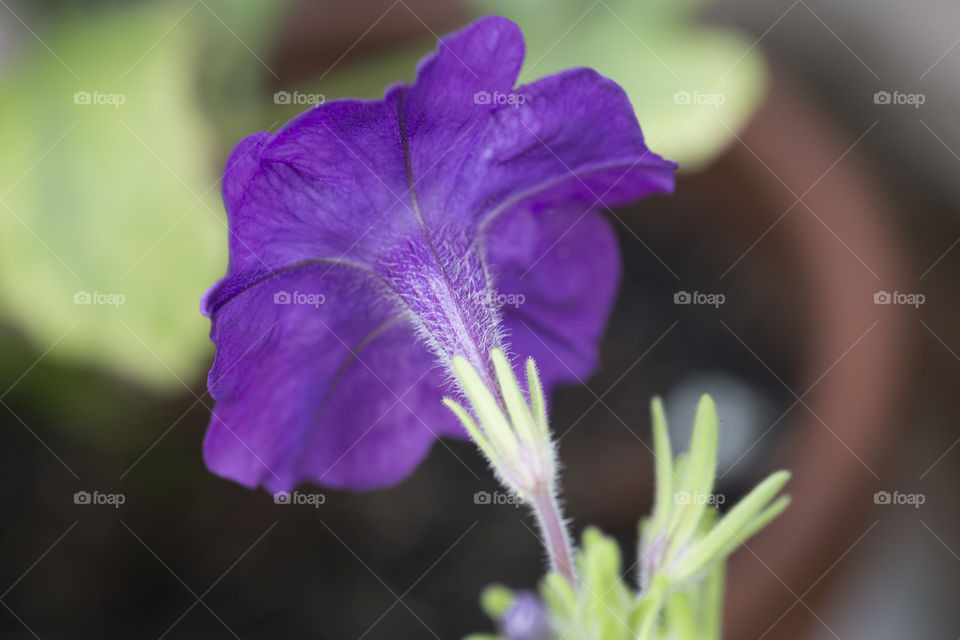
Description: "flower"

(201, 16), (675, 492)
(502, 592), (551, 640)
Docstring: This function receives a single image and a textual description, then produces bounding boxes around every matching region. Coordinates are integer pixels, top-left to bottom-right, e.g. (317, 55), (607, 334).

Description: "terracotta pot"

(269, 0), (466, 87)
(682, 76), (912, 640)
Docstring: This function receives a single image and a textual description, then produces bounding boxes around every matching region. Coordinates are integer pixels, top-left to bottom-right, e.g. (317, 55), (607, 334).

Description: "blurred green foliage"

(0, 3), (221, 390)
(0, 1), (288, 394)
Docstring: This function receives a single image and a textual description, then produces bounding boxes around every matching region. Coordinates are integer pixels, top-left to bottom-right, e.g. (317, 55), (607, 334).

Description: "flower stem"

(530, 488), (576, 585)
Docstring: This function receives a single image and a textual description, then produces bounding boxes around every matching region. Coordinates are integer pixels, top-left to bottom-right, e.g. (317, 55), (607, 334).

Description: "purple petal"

(203, 263), (459, 491)
(502, 592), (551, 640)
(485, 203), (621, 391)
(202, 91), (412, 315)
(402, 19), (675, 234)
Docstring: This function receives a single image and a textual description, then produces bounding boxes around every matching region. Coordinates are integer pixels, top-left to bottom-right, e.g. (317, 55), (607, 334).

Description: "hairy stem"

(531, 488), (576, 585)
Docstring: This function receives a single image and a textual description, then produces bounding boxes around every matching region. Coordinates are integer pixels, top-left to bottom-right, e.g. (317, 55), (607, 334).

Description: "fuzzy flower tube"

(201, 16), (674, 492)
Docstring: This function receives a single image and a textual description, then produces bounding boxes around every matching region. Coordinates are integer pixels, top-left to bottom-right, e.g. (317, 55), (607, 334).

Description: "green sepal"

(671, 470), (791, 582)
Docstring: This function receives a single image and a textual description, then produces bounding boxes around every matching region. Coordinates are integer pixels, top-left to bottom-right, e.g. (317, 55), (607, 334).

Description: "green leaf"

(648, 397), (673, 537)
(666, 395), (718, 558)
(632, 573), (667, 640)
(663, 588), (697, 640)
(541, 528), (639, 640)
(713, 494), (791, 561)
(540, 571), (578, 625)
(699, 557), (725, 639)
(672, 470), (791, 582)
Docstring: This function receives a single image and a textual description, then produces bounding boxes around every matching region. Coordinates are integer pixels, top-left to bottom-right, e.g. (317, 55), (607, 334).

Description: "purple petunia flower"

(201, 16), (675, 492)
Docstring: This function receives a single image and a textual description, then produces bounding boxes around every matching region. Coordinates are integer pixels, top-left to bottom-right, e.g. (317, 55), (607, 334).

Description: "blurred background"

(0, 0), (957, 638)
